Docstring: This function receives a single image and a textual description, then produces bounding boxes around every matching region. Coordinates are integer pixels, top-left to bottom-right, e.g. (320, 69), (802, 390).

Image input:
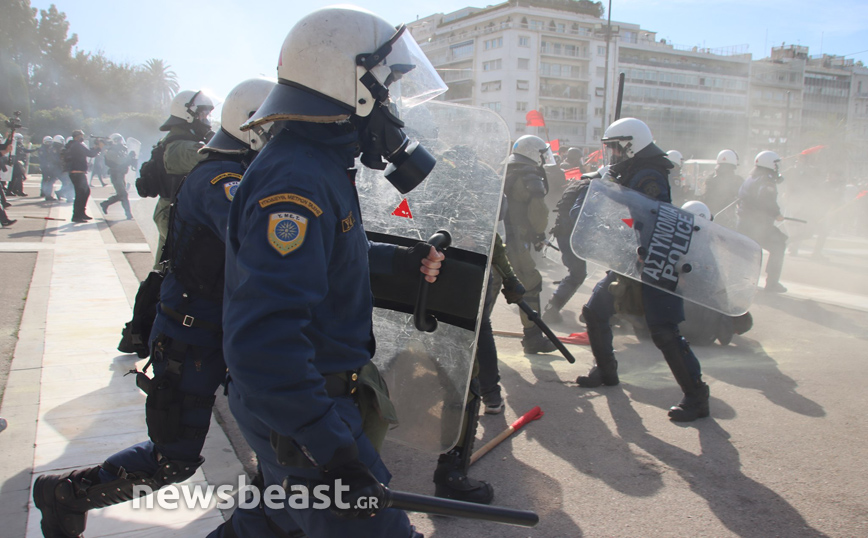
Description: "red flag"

(583, 148), (604, 166)
(525, 110), (545, 127)
(857, 190), (868, 200)
(391, 199), (413, 218)
(564, 167), (583, 181)
(548, 139), (560, 153)
(622, 218), (634, 228)
(558, 332), (590, 345)
(800, 145), (826, 156)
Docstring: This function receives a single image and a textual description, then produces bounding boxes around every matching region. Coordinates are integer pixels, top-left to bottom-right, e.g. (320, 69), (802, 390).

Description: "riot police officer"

(574, 118), (709, 422)
(100, 133), (135, 219)
(150, 90), (214, 269)
(737, 150), (788, 293)
(32, 78), (280, 538)
(543, 175), (590, 324)
(207, 6), (445, 537)
(504, 135), (557, 353)
(703, 149), (743, 228)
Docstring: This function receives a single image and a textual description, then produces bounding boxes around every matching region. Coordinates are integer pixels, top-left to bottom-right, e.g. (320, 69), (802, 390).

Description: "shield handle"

(413, 230), (452, 332)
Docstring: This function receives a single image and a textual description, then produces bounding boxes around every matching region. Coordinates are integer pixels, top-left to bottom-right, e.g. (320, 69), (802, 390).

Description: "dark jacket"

(65, 139), (101, 173)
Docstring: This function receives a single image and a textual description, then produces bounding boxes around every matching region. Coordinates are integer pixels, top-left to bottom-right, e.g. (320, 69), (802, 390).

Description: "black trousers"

(69, 172), (91, 219)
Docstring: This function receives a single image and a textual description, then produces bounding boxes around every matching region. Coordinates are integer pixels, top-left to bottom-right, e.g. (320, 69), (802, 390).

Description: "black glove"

(501, 276), (526, 304)
(320, 444), (385, 519)
(532, 234), (546, 252)
(392, 241), (431, 276)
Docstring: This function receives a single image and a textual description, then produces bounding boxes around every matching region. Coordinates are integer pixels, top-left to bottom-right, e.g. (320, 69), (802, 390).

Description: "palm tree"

(142, 58), (179, 110)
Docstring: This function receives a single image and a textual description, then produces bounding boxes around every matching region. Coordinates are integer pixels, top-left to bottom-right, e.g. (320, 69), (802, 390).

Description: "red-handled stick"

(24, 216), (65, 221)
(470, 406), (544, 466)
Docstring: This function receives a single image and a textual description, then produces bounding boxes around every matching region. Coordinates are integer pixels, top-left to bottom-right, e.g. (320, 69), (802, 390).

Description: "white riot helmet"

(755, 150), (781, 174)
(601, 117), (660, 163)
(13, 133), (23, 141)
(203, 78), (278, 154)
(681, 200), (712, 221)
(109, 133), (125, 146)
(242, 5), (448, 194)
(42, 136), (53, 145)
(160, 90), (216, 133)
(666, 150), (683, 168)
(52, 135), (65, 145)
(511, 135), (555, 167)
(717, 149), (738, 166)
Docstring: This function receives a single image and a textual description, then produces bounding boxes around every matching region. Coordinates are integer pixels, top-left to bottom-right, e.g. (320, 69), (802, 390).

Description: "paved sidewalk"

(0, 194), (241, 537)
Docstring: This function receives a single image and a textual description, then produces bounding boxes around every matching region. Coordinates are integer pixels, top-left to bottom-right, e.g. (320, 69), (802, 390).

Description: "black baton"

(384, 488), (539, 527)
(517, 301), (576, 363)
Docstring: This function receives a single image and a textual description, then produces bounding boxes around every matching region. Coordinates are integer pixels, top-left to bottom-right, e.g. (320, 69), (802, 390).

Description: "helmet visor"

(372, 28), (447, 109)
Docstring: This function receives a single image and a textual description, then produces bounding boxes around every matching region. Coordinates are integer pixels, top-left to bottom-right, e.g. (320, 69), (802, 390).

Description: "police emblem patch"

(224, 181), (240, 202)
(268, 212), (307, 256)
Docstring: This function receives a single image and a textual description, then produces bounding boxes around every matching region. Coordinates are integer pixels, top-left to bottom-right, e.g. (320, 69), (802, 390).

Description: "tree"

(0, 0), (39, 120)
(141, 59), (180, 111)
(30, 4), (78, 110)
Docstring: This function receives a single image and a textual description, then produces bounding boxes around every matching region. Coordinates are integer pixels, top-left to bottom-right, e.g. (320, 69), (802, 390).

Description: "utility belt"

(160, 303), (222, 332)
(270, 362), (398, 469)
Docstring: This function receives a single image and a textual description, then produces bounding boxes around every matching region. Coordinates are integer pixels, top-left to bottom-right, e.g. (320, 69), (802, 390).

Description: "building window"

(516, 122), (527, 133)
(517, 80), (530, 91)
(481, 80), (502, 92)
(530, 20), (544, 31)
(518, 58), (530, 70)
(594, 107), (603, 117)
(483, 59), (502, 71)
(595, 87), (605, 97)
(484, 37), (503, 50)
(596, 66), (606, 77)
(481, 102), (502, 112)
(518, 36), (530, 47)
(516, 101), (528, 112)
(593, 128), (602, 139)
(597, 45), (607, 56)
(450, 41), (474, 59)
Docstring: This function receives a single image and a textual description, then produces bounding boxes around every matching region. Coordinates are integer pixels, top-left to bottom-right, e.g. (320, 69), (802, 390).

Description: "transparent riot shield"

(571, 179), (762, 316)
(125, 138), (142, 184)
(357, 101), (510, 453)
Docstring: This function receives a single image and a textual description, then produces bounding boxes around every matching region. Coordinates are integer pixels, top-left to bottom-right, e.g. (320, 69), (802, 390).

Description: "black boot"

(668, 380), (710, 422)
(33, 457), (202, 537)
(576, 357), (619, 387)
(521, 326), (556, 354)
(653, 330), (710, 422)
(434, 452), (494, 504)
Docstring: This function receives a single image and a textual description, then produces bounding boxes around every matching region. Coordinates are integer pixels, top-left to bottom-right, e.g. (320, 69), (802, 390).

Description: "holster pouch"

(609, 274), (645, 317)
(357, 361), (398, 452)
(137, 368), (183, 445)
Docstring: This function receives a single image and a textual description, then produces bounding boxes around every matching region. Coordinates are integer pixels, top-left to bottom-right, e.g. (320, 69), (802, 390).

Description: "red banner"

(525, 110), (545, 127)
(548, 139), (560, 153)
(564, 167), (584, 181)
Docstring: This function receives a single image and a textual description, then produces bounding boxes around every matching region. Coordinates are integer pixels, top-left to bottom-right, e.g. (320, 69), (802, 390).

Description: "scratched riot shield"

(571, 179), (762, 316)
(357, 101), (509, 453)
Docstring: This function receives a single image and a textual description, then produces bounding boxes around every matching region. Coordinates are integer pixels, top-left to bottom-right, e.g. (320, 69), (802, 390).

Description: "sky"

(29, 0), (868, 109)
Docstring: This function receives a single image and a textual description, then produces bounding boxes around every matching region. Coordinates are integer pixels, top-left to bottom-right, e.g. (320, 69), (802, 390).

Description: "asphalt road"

(2, 178), (867, 537)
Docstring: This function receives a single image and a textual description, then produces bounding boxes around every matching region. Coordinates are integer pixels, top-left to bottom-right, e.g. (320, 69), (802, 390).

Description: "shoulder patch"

(643, 182), (661, 198)
(268, 212), (308, 256)
(210, 172), (243, 185)
(259, 193), (323, 217)
(342, 211), (355, 233)
(223, 180), (240, 201)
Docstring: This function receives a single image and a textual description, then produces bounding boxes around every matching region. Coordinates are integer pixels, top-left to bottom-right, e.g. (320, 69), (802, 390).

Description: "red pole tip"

(510, 406), (544, 430)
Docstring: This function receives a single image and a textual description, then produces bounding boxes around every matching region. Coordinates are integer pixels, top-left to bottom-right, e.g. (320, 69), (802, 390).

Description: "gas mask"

(353, 100), (436, 194)
(352, 24), (446, 194)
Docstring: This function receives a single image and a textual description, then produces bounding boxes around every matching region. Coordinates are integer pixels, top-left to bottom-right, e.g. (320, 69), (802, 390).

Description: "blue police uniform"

(31, 153), (250, 538)
(214, 123), (418, 538)
(100, 156), (244, 484)
(573, 155), (706, 420)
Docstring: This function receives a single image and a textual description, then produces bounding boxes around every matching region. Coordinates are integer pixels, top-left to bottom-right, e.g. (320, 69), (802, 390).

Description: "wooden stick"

(470, 406), (544, 466)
